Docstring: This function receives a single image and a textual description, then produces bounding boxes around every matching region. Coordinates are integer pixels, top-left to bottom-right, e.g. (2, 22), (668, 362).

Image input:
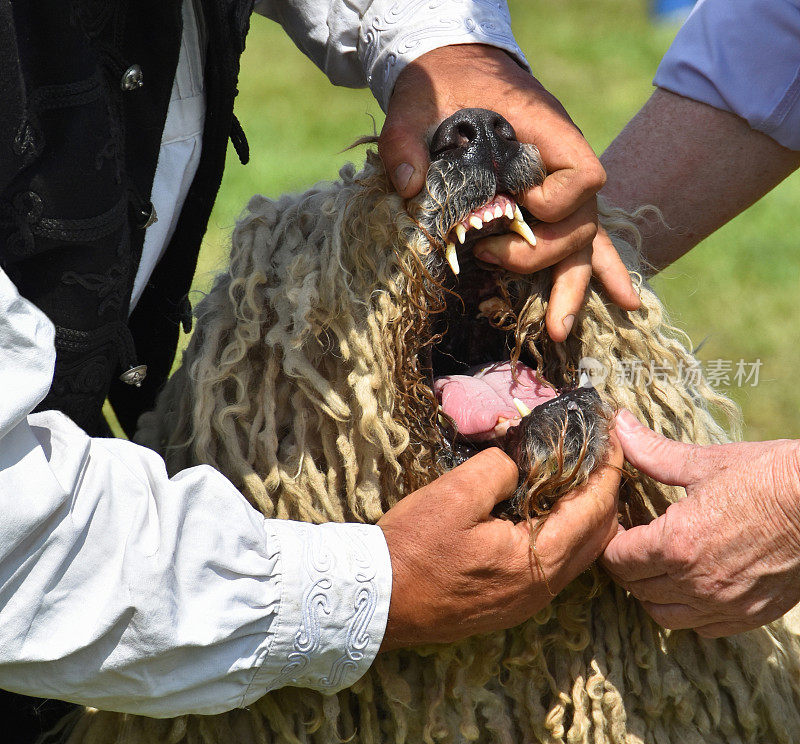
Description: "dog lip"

(448, 193), (516, 239)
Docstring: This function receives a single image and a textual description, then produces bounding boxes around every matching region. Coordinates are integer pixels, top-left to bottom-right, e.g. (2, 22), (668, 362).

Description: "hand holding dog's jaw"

(378, 43), (639, 343)
(603, 410), (800, 637)
(376, 439), (621, 652)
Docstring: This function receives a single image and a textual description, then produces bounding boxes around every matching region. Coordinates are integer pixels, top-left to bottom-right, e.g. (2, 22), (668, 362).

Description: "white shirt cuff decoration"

(246, 521), (391, 703)
(360, 0), (530, 110)
(0, 266), (391, 718)
(255, 0), (530, 111)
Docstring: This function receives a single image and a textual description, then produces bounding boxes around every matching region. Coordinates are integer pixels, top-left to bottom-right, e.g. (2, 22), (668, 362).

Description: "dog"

(69, 108), (800, 744)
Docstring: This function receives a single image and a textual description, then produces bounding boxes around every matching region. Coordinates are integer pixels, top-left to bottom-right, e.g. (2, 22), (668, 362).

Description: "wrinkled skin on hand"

(603, 409), (800, 637)
(378, 438), (622, 651)
(378, 43), (639, 342)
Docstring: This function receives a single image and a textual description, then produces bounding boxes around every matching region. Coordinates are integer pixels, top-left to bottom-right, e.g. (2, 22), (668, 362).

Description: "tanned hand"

(377, 440), (622, 651)
(603, 410), (800, 637)
(378, 43), (640, 342)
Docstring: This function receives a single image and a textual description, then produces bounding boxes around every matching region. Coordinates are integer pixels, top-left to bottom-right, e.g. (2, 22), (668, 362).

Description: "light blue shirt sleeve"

(655, 0), (800, 150)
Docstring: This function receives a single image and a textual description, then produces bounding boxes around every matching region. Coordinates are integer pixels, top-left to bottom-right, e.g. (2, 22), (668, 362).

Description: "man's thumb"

(378, 113), (430, 198)
(614, 409), (699, 487)
(446, 447), (520, 518)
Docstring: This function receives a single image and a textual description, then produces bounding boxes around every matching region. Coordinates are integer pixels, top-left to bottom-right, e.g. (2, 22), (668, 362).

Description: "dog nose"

(429, 108), (520, 172)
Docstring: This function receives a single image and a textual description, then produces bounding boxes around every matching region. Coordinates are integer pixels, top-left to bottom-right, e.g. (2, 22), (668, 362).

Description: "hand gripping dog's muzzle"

(410, 108), (611, 520)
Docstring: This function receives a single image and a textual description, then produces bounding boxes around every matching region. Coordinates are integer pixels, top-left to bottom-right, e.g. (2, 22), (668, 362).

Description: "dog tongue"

(434, 361), (557, 440)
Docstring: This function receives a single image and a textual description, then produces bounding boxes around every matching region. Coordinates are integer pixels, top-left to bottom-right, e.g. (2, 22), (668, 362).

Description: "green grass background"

(194, 0), (800, 441)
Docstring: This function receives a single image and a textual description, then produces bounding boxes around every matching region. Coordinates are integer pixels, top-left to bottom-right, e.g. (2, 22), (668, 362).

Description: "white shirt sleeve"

(0, 268), (392, 719)
(654, 0), (800, 150)
(254, 0), (530, 110)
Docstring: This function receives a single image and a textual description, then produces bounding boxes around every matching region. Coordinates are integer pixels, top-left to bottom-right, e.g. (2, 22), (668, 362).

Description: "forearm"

(601, 88), (800, 272)
(0, 268), (391, 717)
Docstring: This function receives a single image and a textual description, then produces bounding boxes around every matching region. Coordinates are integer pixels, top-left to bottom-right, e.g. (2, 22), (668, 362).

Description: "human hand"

(378, 43), (639, 342)
(377, 440), (622, 651)
(602, 409), (800, 637)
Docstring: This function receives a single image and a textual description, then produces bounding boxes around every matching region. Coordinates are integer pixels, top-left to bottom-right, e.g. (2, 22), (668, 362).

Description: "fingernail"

(394, 163), (414, 192)
(475, 251), (500, 266)
(562, 314), (575, 336)
(614, 409), (639, 433)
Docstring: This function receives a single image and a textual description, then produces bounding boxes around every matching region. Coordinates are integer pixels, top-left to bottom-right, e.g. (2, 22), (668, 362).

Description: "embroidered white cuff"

(244, 520), (391, 701)
(360, 0), (530, 110)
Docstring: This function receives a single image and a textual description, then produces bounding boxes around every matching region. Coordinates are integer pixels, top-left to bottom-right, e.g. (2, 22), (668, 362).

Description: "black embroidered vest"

(0, 2), (252, 735)
(0, 0), (252, 438)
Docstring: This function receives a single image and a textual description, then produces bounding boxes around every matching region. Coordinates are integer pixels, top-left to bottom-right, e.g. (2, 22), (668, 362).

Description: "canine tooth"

(454, 223), (466, 244)
(505, 203), (514, 220)
(510, 215), (537, 246)
(494, 205), (503, 219)
(445, 241), (460, 275)
(512, 397), (532, 418)
(513, 204), (525, 222)
(469, 215), (483, 230)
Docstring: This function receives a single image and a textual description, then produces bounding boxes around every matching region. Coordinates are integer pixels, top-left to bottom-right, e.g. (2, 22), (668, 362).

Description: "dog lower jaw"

(433, 358), (610, 520)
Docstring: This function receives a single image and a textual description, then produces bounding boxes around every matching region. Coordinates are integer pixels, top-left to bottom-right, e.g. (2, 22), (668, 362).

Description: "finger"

(523, 162), (606, 223)
(443, 447), (520, 519)
(641, 602), (714, 630)
(515, 107), (606, 223)
(640, 601), (714, 630)
(621, 574), (698, 606)
(591, 226), (640, 310)
(613, 409), (701, 487)
(533, 433), (623, 590)
(545, 246), (592, 342)
(693, 621), (753, 638)
(378, 111), (431, 198)
(601, 516), (671, 582)
(473, 199), (597, 274)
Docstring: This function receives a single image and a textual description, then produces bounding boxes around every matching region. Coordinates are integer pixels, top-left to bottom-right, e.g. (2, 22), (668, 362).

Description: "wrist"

(361, 0), (529, 111)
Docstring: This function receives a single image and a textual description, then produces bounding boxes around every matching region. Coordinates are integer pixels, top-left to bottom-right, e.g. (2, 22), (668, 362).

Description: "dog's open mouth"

(409, 108), (609, 513)
(423, 187), (608, 510)
(442, 194), (536, 275)
(435, 361), (555, 442)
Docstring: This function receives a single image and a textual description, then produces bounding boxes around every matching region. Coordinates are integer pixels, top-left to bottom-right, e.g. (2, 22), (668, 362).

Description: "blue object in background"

(652, 0), (696, 24)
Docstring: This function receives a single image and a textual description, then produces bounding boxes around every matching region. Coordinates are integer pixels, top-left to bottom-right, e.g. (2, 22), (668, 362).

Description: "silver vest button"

(120, 365), (148, 387)
(140, 202), (158, 229)
(121, 64), (144, 91)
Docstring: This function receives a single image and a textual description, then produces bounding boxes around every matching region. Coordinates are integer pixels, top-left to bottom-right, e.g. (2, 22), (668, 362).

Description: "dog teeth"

(454, 223), (466, 244)
(510, 219), (536, 246)
(494, 205), (503, 219)
(512, 397), (532, 418)
(469, 215), (483, 230)
(505, 203), (514, 220)
(510, 205), (536, 246)
(483, 208), (494, 222)
(445, 241), (460, 275)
